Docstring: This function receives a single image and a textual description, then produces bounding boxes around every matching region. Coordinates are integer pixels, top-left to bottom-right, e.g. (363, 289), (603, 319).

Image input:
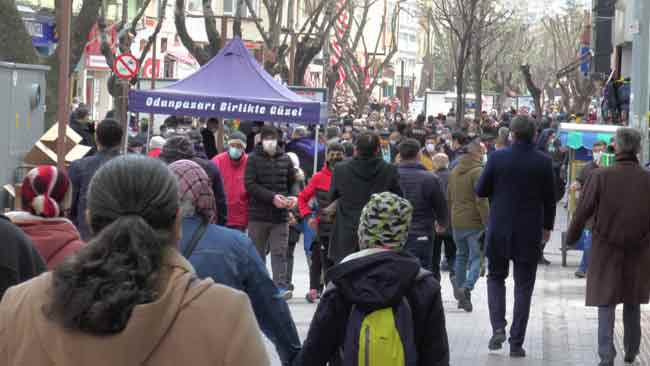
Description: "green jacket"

(448, 155), (489, 230)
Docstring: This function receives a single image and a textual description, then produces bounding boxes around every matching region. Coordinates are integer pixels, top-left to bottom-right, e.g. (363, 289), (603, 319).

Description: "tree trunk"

(520, 64), (542, 121)
(473, 40), (482, 121)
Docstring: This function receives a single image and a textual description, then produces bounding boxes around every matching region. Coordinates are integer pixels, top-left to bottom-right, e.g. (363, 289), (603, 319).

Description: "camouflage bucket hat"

(358, 192), (413, 250)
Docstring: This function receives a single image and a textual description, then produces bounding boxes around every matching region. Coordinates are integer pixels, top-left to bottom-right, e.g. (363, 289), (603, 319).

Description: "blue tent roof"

(129, 37), (326, 124)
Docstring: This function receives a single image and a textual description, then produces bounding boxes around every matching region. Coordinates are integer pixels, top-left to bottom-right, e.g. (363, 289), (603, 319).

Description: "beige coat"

(0, 250), (269, 366)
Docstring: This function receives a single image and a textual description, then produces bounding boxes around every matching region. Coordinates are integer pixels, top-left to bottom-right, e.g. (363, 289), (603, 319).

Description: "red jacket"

(298, 164), (332, 224)
(212, 152), (249, 228)
(6, 212), (84, 269)
(148, 147), (162, 158)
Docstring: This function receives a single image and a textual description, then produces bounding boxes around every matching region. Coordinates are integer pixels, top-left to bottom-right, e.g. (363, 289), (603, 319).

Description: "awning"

(559, 123), (618, 150)
(128, 37), (327, 124)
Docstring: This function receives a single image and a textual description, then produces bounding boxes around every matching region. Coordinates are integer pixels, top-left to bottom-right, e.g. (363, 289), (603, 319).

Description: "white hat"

(150, 136), (166, 149)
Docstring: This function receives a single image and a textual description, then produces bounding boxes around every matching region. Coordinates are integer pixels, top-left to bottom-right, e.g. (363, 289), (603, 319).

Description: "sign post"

(113, 53), (140, 153)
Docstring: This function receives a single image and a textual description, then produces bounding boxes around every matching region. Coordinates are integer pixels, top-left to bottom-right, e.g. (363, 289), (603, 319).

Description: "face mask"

(345, 126), (353, 132)
(262, 139), (277, 155)
(228, 146), (243, 160)
(426, 143), (436, 153)
(390, 140), (397, 146)
(593, 151), (602, 164)
(482, 155), (488, 164)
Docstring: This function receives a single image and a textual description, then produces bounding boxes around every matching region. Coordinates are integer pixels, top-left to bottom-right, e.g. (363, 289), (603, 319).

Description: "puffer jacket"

(293, 250), (449, 366)
(448, 154), (489, 230)
(298, 164), (334, 238)
(245, 144), (296, 223)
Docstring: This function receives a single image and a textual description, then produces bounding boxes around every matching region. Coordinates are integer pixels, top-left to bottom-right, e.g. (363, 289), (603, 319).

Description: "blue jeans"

(404, 234), (434, 271)
(453, 229), (482, 290)
(578, 230), (592, 273)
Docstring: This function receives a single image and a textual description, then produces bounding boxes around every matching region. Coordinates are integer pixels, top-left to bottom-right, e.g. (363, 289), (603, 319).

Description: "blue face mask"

(228, 146), (243, 160)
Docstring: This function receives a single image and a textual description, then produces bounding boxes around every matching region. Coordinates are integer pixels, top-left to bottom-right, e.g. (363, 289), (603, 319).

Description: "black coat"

(398, 162), (448, 236)
(200, 128), (218, 159)
(328, 157), (402, 263)
(293, 250), (449, 366)
(476, 143), (556, 263)
(0, 215), (46, 299)
(245, 145), (296, 223)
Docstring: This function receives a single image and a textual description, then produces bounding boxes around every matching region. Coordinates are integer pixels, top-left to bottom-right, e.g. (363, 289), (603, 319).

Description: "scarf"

(168, 160), (217, 224)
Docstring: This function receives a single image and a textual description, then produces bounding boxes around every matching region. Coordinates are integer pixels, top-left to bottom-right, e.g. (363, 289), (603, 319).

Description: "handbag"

(182, 218), (209, 258)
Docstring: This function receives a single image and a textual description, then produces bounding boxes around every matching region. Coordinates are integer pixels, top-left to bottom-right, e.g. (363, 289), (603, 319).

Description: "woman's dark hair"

(48, 155), (179, 335)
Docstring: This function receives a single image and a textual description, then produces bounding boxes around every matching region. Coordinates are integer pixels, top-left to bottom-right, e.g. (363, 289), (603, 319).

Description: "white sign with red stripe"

(113, 53), (140, 80)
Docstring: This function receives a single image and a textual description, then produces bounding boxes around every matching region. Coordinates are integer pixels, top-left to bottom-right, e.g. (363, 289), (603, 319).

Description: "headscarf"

(357, 192), (413, 250)
(168, 160), (217, 224)
(21, 165), (70, 218)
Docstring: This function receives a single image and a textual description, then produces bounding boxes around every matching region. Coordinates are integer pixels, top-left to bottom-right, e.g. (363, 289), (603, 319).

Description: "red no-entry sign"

(113, 53), (139, 80)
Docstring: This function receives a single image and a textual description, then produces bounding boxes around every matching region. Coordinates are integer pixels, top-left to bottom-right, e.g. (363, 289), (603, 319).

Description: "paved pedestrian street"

(264, 208), (650, 365)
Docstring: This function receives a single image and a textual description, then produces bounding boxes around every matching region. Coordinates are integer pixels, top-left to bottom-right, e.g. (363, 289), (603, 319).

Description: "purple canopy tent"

(128, 37), (327, 125)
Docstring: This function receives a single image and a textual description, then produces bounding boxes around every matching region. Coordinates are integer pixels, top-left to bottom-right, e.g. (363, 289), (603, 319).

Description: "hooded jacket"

(0, 249), (269, 366)
(213, 151), (249, 229)
(448, 154), (489, 230)
(5, 212), (84, 269)
(328, 157), (402, 263)
(293, 250), (449, 366)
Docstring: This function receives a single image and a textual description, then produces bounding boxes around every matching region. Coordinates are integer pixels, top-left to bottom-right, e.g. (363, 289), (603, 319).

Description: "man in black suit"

(476, 116), (556, 358)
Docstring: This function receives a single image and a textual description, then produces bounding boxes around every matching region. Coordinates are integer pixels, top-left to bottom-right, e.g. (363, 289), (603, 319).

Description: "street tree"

(430, 0), (481, 121)
(98, 0), (167, 114)
(0, 0), (102, 126)
(468, 0), (511, 119)
(331, 0), (401, 114)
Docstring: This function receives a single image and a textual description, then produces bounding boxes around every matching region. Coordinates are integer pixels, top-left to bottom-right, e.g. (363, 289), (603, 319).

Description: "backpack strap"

(182, 218), (209, 259)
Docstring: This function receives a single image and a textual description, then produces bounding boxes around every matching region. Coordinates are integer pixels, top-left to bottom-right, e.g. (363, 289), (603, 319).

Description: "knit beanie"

(21, 165), (70, 218)
(228, 131), (247, 148)
(357, 192), (413, 250)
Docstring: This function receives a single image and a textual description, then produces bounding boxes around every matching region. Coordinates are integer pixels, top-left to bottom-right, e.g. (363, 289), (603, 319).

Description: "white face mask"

(262, 139), (277, 154)
(426, 143), (436, 153)
(593, 151), (603, 164)
(482, 155), (488, 164)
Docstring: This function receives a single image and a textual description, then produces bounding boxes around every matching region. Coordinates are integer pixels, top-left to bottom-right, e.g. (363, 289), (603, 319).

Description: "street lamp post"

(630, 0), (650, 163)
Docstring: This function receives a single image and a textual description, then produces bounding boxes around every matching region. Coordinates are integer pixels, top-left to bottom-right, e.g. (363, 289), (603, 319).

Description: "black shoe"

(510, 346), (526, 358)
(462, 288), (473, 312)
(488, 329), (506, 350)
(288, 283), (295, 291)
(624, 353), (637, 363)
(574, 270), (586, 278)
(453, 284), (464, 302)
(538, 256), (551, 265)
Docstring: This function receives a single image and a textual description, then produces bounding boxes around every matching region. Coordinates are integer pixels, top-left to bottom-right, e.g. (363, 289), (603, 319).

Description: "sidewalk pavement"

(264, 207), (650, 365)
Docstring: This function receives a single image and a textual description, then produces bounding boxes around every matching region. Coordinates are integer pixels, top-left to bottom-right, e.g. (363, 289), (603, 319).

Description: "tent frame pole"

(313, 127), (319, 177)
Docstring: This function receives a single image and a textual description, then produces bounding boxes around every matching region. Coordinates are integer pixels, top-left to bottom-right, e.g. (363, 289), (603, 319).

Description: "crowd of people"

(0, 103), (649, 366)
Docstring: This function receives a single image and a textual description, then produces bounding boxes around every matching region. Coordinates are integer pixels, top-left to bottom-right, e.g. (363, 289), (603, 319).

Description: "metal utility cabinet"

(0, 62), (49, 207)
